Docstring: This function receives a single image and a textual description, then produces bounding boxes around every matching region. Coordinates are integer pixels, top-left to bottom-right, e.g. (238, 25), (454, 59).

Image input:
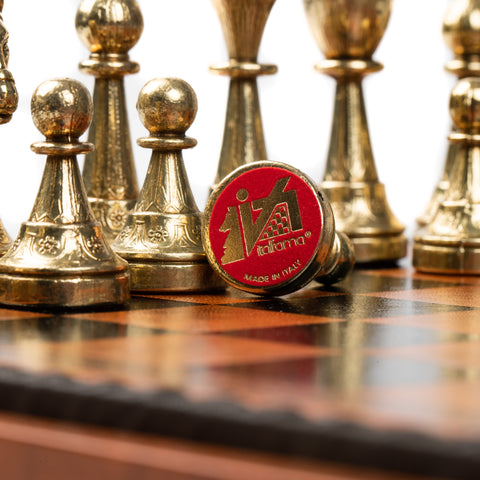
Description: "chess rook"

(76, 0), (143, 241)
(418, 0), (480, 226)
(414, 77), (480, 274)
(0, 79), (129, 308)
(113, 78), (225, 292)
(303, 0), (406, 263)
(209, 0), (277, 189)
(0, 3), (18, 255)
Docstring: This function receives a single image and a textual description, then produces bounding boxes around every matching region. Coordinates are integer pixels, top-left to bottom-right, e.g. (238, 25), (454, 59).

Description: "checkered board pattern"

(1, 264), (480, 479)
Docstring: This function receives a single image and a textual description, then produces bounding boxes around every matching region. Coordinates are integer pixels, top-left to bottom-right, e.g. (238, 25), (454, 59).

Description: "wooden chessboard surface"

(1, 262), (480, 479)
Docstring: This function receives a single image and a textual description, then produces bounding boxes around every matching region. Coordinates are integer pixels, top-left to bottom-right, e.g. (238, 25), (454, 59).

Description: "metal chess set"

(0, 0), (474, 307)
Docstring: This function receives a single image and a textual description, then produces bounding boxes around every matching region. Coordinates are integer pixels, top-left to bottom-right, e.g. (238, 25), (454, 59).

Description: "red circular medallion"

(204, 163), (325, 294)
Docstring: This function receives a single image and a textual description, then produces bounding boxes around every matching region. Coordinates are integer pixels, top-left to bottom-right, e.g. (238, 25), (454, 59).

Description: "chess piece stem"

(418, 0), (480, 227)
(0, 79), (129, 308)
(76, 0), (143, 242)
(210, 0), (277, 188)
(113, 78), (225, 292)
(303, 0), (406, 263)
(414, 77), (480, 273)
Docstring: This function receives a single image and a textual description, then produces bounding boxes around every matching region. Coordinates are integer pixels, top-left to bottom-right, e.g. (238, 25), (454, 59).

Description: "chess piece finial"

(414, 77), (480, 273)
(302, 0), (406, 264)
(113, 78), (225, 292)
(0, 78), (129, 307)
(203, 161), (354, 296)
(0, 4), (18, 255)
(76, 0), (143, 242)
(209, 0), (277, 190)
(418, 0), (480, 227)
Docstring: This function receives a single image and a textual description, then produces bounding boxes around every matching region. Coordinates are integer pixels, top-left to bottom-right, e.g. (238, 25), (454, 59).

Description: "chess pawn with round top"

(418, 0), (480, 227)
(209, 0), (277, 190)
(0, 78), (129, 307)
(414, 77), (480, 273)
(76, 0), (143, 242)
(113, 78), (225, 292)
(302, 0), (407, 264)
(0, 2), (19, 255)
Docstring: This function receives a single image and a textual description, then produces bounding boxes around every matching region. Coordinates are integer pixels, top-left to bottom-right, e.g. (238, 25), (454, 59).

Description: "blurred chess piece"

(0, 79), (129, 308)
(76, 0), (143, 241)
(414, 77), (480, 273)
(418, 0), (480, 226)
(113, 78), (225, 292)
(0, 2), (18, 255)
(209, 0), (277, 189)
(303, 0), (406, 263)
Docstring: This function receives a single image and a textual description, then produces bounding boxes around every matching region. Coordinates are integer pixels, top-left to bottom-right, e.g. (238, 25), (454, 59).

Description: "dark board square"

(330, 271), (462, 295)
(232, 294), (472, 320)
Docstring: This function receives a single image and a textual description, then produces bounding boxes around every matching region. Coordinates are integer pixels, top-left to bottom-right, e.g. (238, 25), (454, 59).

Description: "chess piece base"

(127, 259), (225, 292)
(352, 234), (407, 264)
(413, 239), (480, 274)
(0, 270), (129, 308)
(321, 181), (407, 263)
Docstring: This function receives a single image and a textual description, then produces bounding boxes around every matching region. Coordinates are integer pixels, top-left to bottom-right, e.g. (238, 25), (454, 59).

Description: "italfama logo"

(220, 176), (308, 265)
(256, 231), (312, 257)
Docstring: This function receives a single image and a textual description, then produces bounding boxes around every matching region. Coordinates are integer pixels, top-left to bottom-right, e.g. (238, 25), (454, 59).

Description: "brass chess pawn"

(113, 78), (225, 292)
(0, 78), (129, 308)
(209, 0), (277, 189)
(414, 77), (480, 274)
(0, 2), (18, 255)
(302, 0), (407, 263)
(76, 0), (143, 242)
(418, 0), (480, 226)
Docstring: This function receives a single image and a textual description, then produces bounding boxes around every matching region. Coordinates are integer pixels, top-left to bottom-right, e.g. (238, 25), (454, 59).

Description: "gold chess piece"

(418, 0), (480, 227)
(0, 78), (129, 308)
(303, 0), (407, 263)
(210, 0), (277, 189)
(113, 78), (225, 292)
(0, 2), (18, 255)
(76, 0), (143, 242)
(414, 77), (480, 274)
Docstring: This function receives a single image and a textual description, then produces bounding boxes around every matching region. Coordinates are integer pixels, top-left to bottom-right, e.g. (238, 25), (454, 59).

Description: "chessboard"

(0, 262), (479, 479)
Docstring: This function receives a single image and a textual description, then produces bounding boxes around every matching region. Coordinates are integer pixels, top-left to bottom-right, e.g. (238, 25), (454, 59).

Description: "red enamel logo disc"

(207, 165), (322, 290)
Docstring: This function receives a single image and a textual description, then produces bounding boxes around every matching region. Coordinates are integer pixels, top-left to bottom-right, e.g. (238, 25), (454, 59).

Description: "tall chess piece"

(418, 0), (480, 226)
(414, 77), (480, 274)
(113, 78), (225, 292)
(303, 0), (406, 263)
(76, 0), (143, 241)
(210, 0), (277, 189)
(0, 2), (18, 255)
(0, 79), (129, 308)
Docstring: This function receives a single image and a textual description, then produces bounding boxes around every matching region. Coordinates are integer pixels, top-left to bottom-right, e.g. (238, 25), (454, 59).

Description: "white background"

(1, 0), (451, 243)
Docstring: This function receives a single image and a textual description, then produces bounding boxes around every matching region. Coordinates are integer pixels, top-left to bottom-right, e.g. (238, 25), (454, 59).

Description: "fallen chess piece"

(202, 161), (355, 296)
